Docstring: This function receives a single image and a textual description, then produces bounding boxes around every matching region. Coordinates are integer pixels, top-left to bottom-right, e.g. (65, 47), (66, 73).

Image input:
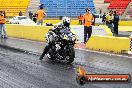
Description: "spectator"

(92, 13), (95, 26)
(105, 10), (114, 35)
(32, 13), (37, 23)
(2, 11), (7, 38)
(78, 14), (83, 25)
(28, 11), (33, 20)
(0, 11), (6, 38)
(82, 8), (94, 44)
(113, 11), (119, 36)
(99, 8), (102, 14)
(102, 13), (106, 24)
(19, 11), (22, 16)
(36, 7), (46, 26)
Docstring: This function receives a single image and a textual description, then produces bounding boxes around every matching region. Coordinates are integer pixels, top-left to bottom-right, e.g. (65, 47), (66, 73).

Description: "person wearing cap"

(82, 8), (94, 44)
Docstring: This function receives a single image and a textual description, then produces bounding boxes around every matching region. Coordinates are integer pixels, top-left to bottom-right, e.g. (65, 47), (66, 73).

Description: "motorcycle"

(45, 30), (76, 64)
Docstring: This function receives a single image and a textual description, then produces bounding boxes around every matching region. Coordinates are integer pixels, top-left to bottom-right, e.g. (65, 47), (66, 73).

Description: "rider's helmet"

(62, 16), (70, 28)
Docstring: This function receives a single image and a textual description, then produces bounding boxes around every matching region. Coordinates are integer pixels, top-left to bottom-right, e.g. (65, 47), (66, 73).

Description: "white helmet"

(62, 16), (70, 27)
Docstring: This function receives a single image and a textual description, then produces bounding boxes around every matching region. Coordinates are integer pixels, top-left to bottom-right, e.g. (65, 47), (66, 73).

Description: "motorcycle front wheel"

(65, 45), (75, 64)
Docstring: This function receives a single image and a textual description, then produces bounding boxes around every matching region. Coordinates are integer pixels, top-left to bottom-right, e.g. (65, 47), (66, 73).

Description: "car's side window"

(95, 15), (99, 18)
(14, 17), (17, 20)
(18, 17), (21, 20)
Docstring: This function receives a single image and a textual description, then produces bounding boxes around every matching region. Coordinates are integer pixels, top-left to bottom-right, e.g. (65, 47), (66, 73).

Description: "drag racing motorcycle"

(45, 29), (76, 64)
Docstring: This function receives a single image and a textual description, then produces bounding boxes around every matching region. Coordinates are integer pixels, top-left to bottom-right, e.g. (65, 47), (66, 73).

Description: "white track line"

(10, 37), (132, 58)
(75, 48), (132, 59)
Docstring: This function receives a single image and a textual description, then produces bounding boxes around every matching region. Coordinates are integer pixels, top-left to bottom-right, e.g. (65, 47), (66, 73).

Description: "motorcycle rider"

(39, 16), (75, 60)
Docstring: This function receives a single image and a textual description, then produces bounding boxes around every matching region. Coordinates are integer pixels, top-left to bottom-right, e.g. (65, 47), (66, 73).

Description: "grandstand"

(40, 0), (96, 18)
(107, 0), (131, 15)
(26, 0), (40, 15)
(94, 0), (109, 14)
(0, 0), (30, 17)
(128, 8), (132, 17)
(127, 2), (132, 16)
(0, 0), (131, 19)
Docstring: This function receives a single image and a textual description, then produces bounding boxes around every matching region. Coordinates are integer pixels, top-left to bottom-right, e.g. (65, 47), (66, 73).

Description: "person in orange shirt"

(2, 11), (7, 38)
(0, 11), (6, 38)
(82, 8), (94, 43)
(36, 7), (46, 26)
(78, 14), (83, 25)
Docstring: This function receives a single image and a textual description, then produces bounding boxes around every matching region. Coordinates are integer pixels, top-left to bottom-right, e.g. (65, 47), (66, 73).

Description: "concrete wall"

(6, 24), (51, 42)
(86, 35), (129, 53)
(6, 24), (130, 53)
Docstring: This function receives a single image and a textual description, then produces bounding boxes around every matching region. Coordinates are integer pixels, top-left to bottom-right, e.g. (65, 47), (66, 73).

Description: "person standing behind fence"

(113, 11), (119, 36)
(82, 8), (94, 44)
(0, 11), (6, 38)
(28, 11), (33, 19)
(78, 14), (83, 25)
(36, 7), (46, 26)
(105, 10), (114, 35)
(19, 11), (22, 16)
(92, 13), (95, 26)
(102, 13), (106, 24)
(32, 13), (37, 23)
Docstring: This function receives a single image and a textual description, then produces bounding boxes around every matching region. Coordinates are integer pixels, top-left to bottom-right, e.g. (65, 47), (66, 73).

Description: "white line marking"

(75, 48), (132, 58)
(10, 37), (132, 58)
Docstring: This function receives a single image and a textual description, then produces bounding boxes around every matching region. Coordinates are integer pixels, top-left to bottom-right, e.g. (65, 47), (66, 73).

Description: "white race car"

(9, 16), (35, 24)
